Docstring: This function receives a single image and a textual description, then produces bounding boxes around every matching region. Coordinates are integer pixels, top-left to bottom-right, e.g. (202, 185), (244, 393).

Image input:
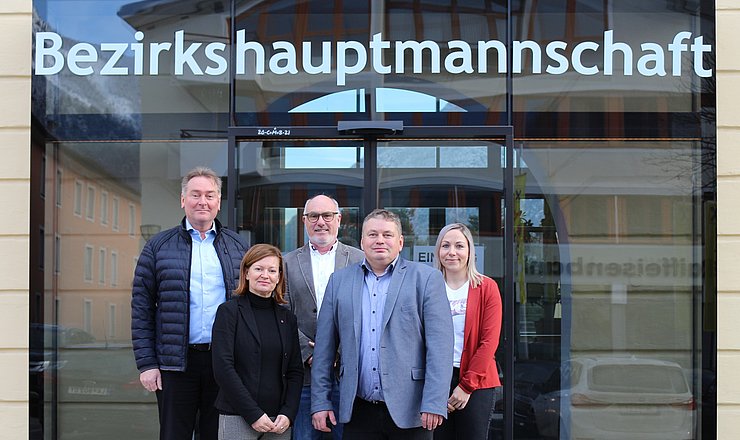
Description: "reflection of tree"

(338, 208), (360, 248)
(468, 214), (480, 237)
(392, 208), (416, 247)
(338, 224), (360, 248)
(649, 40), (715, 194)
(520, 217), (537, 243)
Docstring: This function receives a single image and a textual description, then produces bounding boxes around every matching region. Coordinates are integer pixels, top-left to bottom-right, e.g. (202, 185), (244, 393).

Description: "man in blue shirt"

(132, 167), (248, 440)
(311, 209), (453, 439)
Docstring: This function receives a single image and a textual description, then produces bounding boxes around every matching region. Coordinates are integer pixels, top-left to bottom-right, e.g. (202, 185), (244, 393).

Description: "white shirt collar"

(310, 241), (337, 255)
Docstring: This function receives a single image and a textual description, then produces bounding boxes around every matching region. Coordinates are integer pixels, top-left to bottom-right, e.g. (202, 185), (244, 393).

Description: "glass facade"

(30, 1), (716, 439)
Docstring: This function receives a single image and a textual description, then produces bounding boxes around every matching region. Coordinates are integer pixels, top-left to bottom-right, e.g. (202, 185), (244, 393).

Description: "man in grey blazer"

(311, 209), (454, 439)
(284, 195), (364, 440)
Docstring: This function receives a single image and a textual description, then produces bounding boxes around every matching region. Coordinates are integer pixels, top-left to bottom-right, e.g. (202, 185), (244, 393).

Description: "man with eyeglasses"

(284, 195), (364, 439)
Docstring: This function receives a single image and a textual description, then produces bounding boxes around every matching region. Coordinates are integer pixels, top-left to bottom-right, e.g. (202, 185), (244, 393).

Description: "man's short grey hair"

(181, 167), (222, 196)
(362, 209), (403, 236)
(304, 194), (340, 212)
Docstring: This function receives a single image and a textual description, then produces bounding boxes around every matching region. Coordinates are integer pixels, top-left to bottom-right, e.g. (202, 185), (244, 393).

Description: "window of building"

(54, 234), (61, 275)
(55, 168), (63, 208)
(40, 154), (46, 199)
(112, 197), (120, 231)
(83, 299), (93, 334)
(107, 303), (116, 339)
(110, 251), (118, 287)
(86, 185), (95, 221)
(83, 245), (93, 282)
(100, 191), (109, 226)
(98, 248), (106, 285)
(73, 180), (83, 217)
(128, 203), (136, 237)
(38, 227), (44, 270)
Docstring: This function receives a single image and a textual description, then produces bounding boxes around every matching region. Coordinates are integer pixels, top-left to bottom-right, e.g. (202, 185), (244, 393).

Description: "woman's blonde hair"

(434, 223), (483, 288)
(233, 244), (287, 304)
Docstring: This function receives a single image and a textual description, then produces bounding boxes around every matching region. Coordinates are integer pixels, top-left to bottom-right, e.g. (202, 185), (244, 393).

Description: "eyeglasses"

(303, 211), (339, 223)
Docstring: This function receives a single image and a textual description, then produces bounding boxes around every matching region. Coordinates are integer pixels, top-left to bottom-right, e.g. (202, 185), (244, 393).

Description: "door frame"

(227, 123), (516, 439)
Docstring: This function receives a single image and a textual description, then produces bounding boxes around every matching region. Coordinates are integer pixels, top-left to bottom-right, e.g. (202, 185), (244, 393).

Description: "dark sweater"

(248, 292), (283, 417)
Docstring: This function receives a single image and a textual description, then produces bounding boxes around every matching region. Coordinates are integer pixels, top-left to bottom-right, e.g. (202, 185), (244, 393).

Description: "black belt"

(357, 397), (385, 406)
(188, 343), (211, 352)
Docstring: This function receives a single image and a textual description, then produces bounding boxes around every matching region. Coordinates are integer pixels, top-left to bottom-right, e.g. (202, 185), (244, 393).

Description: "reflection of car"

(29, 324), (158, 440)
(29, 324), (96, 372)
(58, 343), (149, 402)
(55, 343), (158, 439)
(489, 360), (560, 438)
(533, 357), (695, 440)
(30, 324), (98, 440)
(511, 360), (561, 434)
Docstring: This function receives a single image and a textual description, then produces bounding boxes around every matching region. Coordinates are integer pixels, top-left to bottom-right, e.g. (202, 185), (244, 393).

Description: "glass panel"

(439, 146), (488, 168)
(376, 88), (467, 113)
(33, 0), (230, 140)
(30, 1), (716, 438)
(236, 140), (364, 250)
(289, 89), (366, 113)
(515, 140), (703, 439)
(378, 139), (506, 439)
(233, 0), (508, 125)
(37, 140), (228, 439)
(378, 146), (437, 168)
(377, 140), (503, 276)
(284, 146), (360, 168)
(513, 0), (714, 138)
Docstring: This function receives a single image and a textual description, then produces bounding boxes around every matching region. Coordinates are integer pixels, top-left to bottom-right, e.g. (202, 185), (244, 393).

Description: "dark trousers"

(156, 348), (219, 440)
(433, 368), (495, 440)
(343, 397), (433, 440)
(294, 381), (343, 440)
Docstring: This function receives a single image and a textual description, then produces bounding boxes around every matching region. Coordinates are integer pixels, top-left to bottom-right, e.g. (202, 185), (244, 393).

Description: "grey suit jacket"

(284, 241), (364, 385)
(311, 257), (454, 429)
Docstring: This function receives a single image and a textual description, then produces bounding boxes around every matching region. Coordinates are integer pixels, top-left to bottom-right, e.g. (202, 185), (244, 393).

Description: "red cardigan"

(457, 276), (503, 393)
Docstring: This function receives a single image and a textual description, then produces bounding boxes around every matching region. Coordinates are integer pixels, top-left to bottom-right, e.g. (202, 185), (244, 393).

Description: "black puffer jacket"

(131, 218), (249, 373)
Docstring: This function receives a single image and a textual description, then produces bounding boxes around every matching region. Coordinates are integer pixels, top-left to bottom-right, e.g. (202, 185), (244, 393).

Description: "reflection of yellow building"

(45, 150), (141, 343)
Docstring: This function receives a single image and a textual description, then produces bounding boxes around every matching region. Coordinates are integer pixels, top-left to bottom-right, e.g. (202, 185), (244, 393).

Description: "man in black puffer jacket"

(131, 167), (249, 440)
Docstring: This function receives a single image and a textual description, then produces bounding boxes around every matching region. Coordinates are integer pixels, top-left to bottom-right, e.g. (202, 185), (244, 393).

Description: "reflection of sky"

(446, 208), (478, 228)
(285, 145), (488, 170)
(376, 88), (465, 113)
(284, 147), (361, 169)
(44, 0), (135, 44)
(289, 88), (466, 113)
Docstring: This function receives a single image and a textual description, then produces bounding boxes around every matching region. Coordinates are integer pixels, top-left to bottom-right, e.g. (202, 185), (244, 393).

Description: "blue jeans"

(293, 382), (343, 440)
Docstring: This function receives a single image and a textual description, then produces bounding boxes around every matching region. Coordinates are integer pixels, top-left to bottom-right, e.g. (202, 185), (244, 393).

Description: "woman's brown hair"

(233, 243), (287, 304)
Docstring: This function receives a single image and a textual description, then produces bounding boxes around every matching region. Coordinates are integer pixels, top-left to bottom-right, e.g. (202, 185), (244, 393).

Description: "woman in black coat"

(212, 244), (303, 439)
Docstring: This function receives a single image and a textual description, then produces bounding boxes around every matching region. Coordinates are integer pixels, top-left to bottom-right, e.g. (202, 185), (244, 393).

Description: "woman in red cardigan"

(433, 223), (502, 440)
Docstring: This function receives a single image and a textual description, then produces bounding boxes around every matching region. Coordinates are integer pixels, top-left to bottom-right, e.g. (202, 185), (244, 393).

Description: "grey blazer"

(310, 257), (454, 429)
(283, 241), (364, 385)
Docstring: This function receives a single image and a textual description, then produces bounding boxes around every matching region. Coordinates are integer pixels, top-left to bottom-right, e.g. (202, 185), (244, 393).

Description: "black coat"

(131, 217), (248, 372)
(212, 295), (304, 424)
